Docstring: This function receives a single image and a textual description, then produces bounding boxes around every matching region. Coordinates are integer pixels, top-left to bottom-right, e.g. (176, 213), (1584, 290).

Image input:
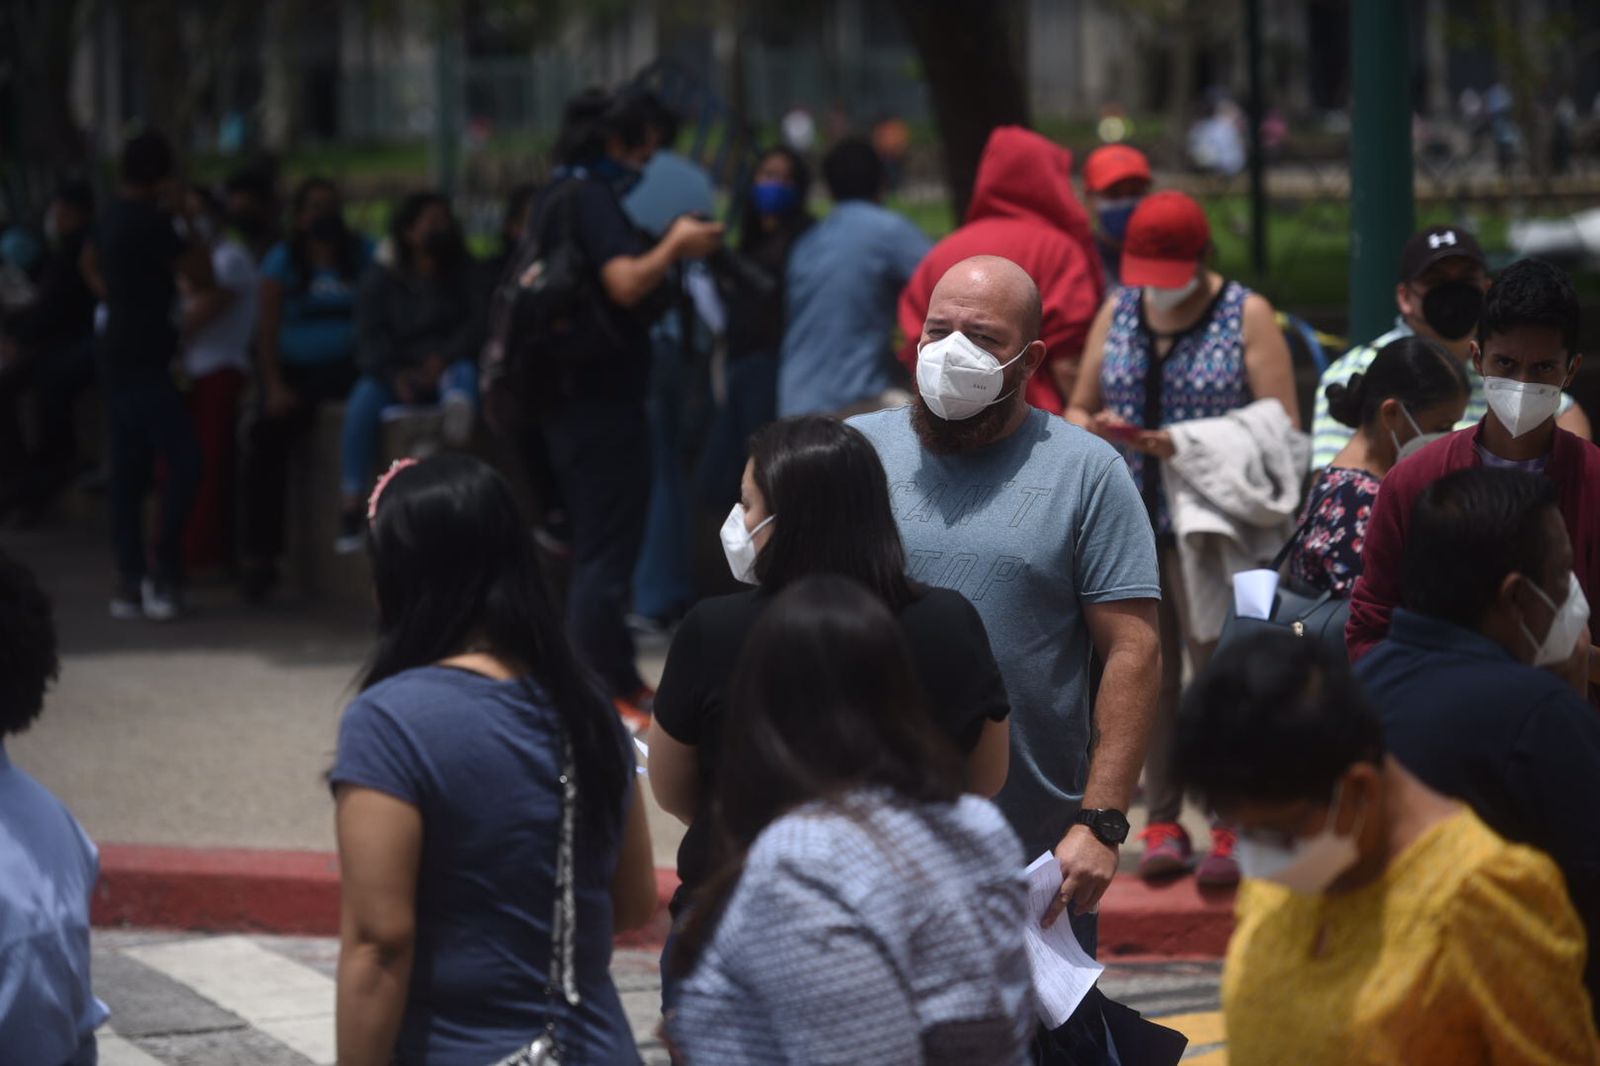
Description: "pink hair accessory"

(368, 458), (420, 525)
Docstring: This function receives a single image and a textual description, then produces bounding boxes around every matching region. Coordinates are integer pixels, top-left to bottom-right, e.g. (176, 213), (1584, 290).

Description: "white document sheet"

(1232, 568), (1280, 620)
(1023, 852), (1105, 1027)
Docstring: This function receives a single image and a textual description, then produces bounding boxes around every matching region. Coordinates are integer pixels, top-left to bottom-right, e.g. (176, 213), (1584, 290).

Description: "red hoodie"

(896, 126), (1106, 414)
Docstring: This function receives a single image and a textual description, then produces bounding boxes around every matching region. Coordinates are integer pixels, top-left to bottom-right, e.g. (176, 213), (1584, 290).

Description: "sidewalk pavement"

(4, 514), (1232, 958)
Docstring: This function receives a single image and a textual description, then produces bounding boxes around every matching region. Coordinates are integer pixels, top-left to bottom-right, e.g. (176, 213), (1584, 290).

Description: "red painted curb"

(93, 845), (1235, 956)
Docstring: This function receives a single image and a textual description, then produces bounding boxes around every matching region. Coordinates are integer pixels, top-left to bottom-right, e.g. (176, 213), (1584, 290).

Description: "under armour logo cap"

(1401, 224), (1485, 280)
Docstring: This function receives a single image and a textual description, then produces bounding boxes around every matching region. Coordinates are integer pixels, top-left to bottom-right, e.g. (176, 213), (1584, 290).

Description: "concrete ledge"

(94, 845), (1235, 956)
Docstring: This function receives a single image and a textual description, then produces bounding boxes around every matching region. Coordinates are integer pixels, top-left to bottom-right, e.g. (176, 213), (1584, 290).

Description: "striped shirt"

(1310, 318), (1574, 470)
(671, 793), (1034, 1065)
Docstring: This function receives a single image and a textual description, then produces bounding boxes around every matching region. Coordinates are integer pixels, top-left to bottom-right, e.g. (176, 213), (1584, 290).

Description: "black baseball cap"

(1399, 224), (1486, 281)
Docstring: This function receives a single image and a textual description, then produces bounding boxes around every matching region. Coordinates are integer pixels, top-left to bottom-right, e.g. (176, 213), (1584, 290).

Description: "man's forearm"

(1081, 640), (1161, 811)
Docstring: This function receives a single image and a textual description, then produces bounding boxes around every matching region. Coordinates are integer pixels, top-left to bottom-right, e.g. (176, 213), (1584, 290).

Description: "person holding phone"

(1067, 190), (1299, 886)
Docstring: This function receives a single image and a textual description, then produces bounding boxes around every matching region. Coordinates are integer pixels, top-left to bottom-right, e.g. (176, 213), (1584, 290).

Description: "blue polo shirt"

(1357, 609), (1600, 1019)
(0, 743), (108, 1064)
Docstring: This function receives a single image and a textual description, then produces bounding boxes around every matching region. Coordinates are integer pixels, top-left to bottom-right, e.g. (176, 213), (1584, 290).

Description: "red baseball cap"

(1083, 144), (1152, 194)
(1121, 191), (1211, 288)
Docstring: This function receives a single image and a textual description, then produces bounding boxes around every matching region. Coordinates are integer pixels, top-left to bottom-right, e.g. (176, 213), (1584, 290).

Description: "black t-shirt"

(534, 176), (649, 404)
(96, 197), (183, 384)
(653, 585), (1011, 912)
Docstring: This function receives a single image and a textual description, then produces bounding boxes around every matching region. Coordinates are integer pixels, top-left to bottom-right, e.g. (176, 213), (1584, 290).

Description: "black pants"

(0, 333), (95, 502)
(108, 377), (201, 586)
(241, 361), (357, 562)
(542, 400), (651, 698)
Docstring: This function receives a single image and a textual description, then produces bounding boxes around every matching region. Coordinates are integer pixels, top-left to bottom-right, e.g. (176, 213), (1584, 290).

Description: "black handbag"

(1215, 512), (1352, 662)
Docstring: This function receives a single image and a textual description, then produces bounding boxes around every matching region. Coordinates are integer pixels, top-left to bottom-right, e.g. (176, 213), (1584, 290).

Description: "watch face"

(1086, 809), (1130, 844)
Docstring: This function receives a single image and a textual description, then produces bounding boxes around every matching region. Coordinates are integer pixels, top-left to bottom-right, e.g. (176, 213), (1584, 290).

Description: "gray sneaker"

(140, 578), (183, 623)
(110, 584), (143, 621)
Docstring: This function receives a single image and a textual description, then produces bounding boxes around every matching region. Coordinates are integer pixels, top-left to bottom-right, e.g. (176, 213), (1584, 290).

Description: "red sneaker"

(614, 686), (655, 737)
(1137, 822), (1193, 880)
(1196, 825), (1241, 887)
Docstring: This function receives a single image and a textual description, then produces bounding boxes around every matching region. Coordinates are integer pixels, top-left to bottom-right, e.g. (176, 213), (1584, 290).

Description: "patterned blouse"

(671, 793), (1034, 1065)
(1099, 281), (1254, 534)
(1287, 466), (1382, 596)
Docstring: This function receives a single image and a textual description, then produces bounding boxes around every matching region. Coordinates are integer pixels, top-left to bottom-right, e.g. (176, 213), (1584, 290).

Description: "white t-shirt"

(183, 239), (258, 378)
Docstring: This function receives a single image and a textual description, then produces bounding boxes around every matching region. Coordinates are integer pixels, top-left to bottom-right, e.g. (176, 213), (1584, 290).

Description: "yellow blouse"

(1223, 810), (1599, 1065)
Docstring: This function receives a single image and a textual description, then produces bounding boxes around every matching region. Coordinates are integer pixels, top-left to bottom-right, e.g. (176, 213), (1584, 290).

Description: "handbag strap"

(1268, 509), (1316, 574)
(542, 734), (582, 1037)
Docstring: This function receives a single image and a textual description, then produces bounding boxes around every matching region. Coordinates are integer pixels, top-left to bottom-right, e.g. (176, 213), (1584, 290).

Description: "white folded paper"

(1232, 568), (1281, 621)
(1022, 852), (1105, 1027)
(633, 736), (650, 776)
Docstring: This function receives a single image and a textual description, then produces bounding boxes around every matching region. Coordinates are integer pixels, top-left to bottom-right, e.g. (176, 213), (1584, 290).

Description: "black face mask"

(308, 213), (345, 244)
(1420, 280), (1485, 342)
(422, 229), (456, 260)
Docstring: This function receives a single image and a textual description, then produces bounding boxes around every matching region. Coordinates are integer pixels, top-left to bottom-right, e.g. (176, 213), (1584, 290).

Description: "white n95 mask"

(1236, 784), (1365, 895)
(1521, 571), (1590, 668)
(1144, 277), (1202, 312)
(1484, 377), (1563, 439)
(916, 331), (1025, 422)
(720, 504), (774, 585)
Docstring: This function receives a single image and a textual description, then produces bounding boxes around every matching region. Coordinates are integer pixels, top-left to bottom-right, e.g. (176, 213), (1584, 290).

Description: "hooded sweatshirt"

(897, 126), (1105, 414)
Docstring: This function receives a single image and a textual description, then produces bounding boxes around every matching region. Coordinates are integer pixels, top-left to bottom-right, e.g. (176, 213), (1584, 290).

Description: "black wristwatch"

(1076, 808), (1131, 846)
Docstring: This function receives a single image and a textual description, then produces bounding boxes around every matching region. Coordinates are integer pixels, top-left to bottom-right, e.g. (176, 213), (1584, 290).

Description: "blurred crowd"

(4, 79), (1600, 1066)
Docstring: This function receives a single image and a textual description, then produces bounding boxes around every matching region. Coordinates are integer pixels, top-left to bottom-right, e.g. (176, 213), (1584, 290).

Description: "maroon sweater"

(1347, 423), (1600, 671)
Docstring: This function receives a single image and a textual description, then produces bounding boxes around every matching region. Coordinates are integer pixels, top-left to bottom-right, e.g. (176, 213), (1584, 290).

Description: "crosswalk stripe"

(96, 1031), (165, 1066)
(124, 935), (335, 1065)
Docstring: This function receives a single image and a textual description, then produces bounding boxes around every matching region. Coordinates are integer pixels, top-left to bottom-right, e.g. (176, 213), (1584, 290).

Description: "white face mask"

(1237, 783), (1365, 895)
(915, 330), (1026, 422)
(1144, 276), (1202, 312)
(1483, 377), (1563, 439)
(720, 503), (774, 585)
(1519, 571), (1590, 668)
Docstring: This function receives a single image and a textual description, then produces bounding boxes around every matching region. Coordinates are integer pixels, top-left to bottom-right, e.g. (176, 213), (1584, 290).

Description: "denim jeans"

(694, 351), (778, 512)
(542, 400), (651, 698)
(632, 332), (696, 619)
(340, 359), (479, 497)
(108, 377), (202, 587)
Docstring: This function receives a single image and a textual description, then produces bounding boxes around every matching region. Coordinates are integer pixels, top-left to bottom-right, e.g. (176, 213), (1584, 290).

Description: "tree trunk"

(0, 0), (89, 214)
(893, 0), (1030, 219)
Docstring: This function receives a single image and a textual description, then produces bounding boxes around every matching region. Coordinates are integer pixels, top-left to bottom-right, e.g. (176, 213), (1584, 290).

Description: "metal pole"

(433, 21), (463, 199)
(1348, 0), (1415, 342)
(1246, 0), (1268, 276)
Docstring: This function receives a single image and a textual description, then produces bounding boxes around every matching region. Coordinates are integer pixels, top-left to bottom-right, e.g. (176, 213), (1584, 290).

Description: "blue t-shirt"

(330, 666), (638, 1066)
(261, 238), (371, 366)
(0, 744), (108, 1066)
(778, 201), (931, 416)
(851, 406), (1161, 856)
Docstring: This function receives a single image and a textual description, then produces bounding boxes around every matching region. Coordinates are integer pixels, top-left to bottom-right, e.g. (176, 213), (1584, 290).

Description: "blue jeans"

(108, 377), (201, 586)
(632, 332), (695, 619)
(694, 351), (778, 512)
(340, 359), (479, 497)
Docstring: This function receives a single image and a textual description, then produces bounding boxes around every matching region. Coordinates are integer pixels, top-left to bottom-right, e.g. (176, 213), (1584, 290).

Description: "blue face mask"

(1097, 199), (1140, 241)
(751, 181), (798, 217)
(591, 156), (643, 195)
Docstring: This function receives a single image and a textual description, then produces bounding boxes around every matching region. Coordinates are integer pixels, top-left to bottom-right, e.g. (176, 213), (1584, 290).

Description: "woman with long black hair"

(331, 453), (655, 1066)
(337, 191), (484, 551)
(667, 576), (1033, 1063)
(647, 415), (1012, 1008)
(696, 146), (816, 510)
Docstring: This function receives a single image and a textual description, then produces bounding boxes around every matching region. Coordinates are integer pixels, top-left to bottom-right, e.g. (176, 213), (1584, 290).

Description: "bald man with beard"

(852, 255), (1161, 948)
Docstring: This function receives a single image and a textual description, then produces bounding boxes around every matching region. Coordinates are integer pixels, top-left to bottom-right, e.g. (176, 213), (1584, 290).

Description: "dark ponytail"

(1324, 335), (1469, 430)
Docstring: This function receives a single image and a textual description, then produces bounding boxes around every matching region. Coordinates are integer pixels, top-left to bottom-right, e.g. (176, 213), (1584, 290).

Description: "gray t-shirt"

(851, 406), (1160, 855)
